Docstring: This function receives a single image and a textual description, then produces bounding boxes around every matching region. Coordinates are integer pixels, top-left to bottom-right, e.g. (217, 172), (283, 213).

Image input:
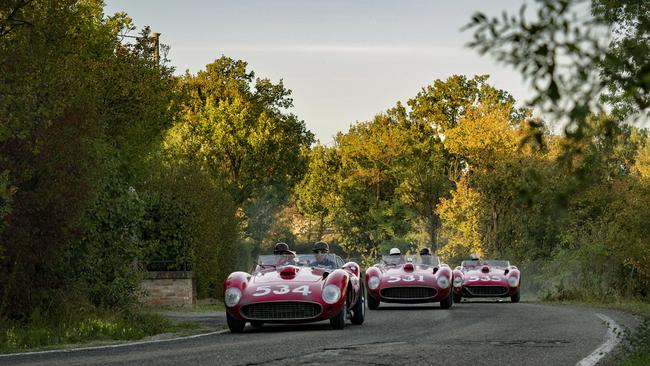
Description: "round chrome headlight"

(437, 276), (450, 289)
(367, 276), (381, 290)
(322, 284), (341, 304)
(453, 276), (463, 288)
(507, 276), (519, 287)
(224, 287), (242, 307)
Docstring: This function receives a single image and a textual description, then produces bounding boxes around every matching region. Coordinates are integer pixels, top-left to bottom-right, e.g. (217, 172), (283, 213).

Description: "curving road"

(0, 301), (636, 366)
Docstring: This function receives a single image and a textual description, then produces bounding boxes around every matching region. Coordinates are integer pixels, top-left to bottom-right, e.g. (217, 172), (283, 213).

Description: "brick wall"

(141, 271), (197, 306)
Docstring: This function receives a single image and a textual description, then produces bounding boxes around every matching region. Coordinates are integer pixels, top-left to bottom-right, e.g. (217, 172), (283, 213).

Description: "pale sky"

(104, 0), (531, 143)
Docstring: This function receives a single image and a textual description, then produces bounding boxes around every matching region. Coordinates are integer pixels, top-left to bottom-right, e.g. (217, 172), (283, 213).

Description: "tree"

(165, 56), (314, 250)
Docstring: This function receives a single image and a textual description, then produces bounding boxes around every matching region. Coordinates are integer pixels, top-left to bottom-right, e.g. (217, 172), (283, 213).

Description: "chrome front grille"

(381, 286), (436, 299)
(240, 302), (322, 320)
(464, 286), (508, 296)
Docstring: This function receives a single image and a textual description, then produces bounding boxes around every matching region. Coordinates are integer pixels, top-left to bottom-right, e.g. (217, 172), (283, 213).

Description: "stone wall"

(141, 271), (197, 306)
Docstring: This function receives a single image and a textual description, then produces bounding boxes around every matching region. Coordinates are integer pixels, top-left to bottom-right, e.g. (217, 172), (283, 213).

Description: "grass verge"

(0, 307), (201, 354)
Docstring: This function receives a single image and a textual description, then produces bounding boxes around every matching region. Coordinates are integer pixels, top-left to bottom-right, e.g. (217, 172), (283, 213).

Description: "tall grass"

(0, 305), (171, 354)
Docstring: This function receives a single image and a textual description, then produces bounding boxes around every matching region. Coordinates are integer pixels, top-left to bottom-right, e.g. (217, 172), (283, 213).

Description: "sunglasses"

(314, 250), (327, 254)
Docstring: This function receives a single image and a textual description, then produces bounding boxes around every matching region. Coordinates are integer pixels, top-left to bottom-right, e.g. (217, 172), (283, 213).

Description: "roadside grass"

(0, 308), (198, 354)
(150, 299), (226, 313)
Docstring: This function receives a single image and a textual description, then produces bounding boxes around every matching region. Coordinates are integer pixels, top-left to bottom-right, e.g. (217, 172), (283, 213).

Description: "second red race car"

(364, 253), (454, 309)
(223, 253), (365, 332)
(452, 258), (521, 303)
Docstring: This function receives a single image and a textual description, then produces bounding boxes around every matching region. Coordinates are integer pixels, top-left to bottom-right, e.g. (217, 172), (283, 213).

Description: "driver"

(273, 242), (296, 265)
(310, 241), (335, 269)
(385, 247), (404, 265)
(464, 252), (481, 268)
(419, 247), (433, 265)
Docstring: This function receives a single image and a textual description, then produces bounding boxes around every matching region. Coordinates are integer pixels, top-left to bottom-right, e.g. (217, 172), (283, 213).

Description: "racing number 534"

(386, 275), (425, 283)
(253, 285), (311, 296)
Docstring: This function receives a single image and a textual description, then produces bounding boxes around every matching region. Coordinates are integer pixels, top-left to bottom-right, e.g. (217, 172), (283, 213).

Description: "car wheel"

(226, 312), (246, 333)
(511, 291), (520, 303)
(330, 300), (347, 330)
(440, 290), (453, 309)
(453, 292), (462, 303)
(367, 294), (380, 310)
(350, 283), (365, 325)
(250, 321), (263, 328)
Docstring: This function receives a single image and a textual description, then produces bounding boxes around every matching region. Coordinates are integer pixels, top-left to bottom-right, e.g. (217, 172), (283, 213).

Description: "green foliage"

(0, 305), (171, 353)
(143, 160), (240, 298)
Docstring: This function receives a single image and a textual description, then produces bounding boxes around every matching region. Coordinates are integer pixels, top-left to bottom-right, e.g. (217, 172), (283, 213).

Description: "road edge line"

(575, 313), (621, 366)
(0, 329), (230, 358)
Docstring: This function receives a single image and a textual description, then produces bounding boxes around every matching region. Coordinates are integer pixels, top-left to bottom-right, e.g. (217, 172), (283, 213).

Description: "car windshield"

(461, 259), (510, 269)
(461, 260), (482, 269)
(482, 260), (510, 268)
(381, 254), (440, 267)
(255, 254), (338, 270)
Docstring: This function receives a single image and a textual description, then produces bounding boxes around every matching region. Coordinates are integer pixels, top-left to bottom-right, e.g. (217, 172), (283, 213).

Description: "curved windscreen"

(255, 253), (339, 271)
(380, 254), (440, 267)
(461, 259), (510, 269)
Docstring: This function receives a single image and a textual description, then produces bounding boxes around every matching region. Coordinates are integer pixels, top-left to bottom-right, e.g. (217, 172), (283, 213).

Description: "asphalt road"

(0, 301), (637, 366)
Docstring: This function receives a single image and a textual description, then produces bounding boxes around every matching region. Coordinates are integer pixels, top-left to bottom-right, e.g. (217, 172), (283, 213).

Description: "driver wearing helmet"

(419, 247), (433, 265)
(273, 242), (296, 265)
(310, 241), (336, 269)
(385, 247), (404, 265)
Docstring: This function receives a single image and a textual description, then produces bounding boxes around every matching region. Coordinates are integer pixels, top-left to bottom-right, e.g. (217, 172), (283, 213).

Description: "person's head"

(273, 242), (290, 255)
(389, 247), (401, 256)
(419, 248), (432, 256)
(469, 253), (480, 261)
(313, 241), (329, 261)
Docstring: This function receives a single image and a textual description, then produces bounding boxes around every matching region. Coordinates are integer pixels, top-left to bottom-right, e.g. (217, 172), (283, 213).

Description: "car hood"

(462, 267), (509, 285)
(250, 266), (325, 284)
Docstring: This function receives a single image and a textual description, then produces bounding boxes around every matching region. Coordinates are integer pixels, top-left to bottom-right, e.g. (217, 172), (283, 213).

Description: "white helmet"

(389, 247), (401, 255)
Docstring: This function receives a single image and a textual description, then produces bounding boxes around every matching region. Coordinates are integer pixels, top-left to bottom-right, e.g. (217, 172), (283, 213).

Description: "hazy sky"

(104, 0), (530, 143)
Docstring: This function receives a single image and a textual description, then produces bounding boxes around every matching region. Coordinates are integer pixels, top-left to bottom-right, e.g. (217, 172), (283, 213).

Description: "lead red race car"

(452, 259), (521, 303)
(223, 253), (365, 333)
(364, 254), (454, 309)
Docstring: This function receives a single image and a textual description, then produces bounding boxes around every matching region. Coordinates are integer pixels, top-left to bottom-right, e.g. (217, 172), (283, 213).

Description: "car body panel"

(224, 254), (362, 325)
(452, 260), (521, 299)
(365, 255), (453, 304)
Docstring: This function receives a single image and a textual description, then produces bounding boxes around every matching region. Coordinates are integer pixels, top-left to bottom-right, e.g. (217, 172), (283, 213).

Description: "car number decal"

(386, 275), (425, 283)
(252, 285), (312, 296)
(468, 276), (502, 282)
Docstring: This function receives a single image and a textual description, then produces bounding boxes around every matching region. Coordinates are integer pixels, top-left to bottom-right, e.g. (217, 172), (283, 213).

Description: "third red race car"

(452, 258), (521, 303)
(364, 254), (454, 309)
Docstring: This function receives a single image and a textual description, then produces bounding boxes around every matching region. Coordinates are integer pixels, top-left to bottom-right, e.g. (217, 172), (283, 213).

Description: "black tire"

(453, 292), (462, 303)
(440, 290), (453, 309)
(330, 301), (347, 329)
(350, 283), (365, 325)
(227, 312), (246, 333)
(250, 321), (263, 328)
(367, 294), (380, 310)
(511, 291), (520, 303)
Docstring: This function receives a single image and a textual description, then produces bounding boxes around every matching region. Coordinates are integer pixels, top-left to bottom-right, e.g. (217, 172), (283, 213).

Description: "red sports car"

(364, 255), (454, 309)
(452, 259), (521, 303)
(223, 253), (365, 333)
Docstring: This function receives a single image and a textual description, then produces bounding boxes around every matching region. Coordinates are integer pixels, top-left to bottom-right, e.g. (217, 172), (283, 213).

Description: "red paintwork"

(365, 261), (453, 304)
(452, 261), (521, 300)
(224, 260), (362, 324)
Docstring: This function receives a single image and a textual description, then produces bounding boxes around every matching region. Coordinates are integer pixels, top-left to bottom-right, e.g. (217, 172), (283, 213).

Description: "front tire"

(367, 294), (380, 310)
(511, 291), (520, 303)
(330, 301), (347, 329)
(350, 283), (365, 325)
(453, 292), (462, 303)
(227, 312), (246, 333)
(440, 290), (453, 309)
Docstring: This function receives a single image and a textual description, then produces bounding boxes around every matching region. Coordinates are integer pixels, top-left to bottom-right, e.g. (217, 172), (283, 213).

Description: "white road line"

(0, 329), (230, 358)
(575, 313), (621, 366)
